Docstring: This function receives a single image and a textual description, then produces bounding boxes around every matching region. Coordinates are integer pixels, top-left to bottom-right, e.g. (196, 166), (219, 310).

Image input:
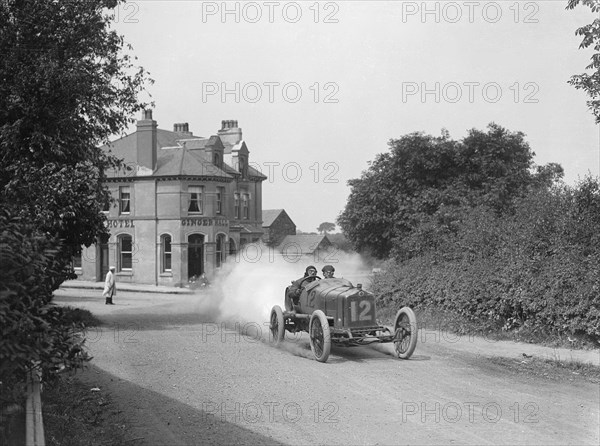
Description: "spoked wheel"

(309, 310), (331, 363)
(270, 305), (285, 344)
(393, 307), (418, 359)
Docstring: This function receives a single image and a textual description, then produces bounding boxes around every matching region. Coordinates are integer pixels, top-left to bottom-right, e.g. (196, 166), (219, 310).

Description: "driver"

(288, 265), (318, 303)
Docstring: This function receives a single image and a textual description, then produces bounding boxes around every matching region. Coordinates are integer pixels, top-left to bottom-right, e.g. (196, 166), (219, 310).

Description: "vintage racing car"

(269, 275), (418, 363)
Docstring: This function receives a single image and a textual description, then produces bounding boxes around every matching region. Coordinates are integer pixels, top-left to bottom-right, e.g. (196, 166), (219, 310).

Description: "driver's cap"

(322, 265), (335, 273)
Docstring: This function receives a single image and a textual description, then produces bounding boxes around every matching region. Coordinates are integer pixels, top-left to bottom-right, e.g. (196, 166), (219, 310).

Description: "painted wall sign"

(106, 219), (135, 228)
(182, 218), (229, 227)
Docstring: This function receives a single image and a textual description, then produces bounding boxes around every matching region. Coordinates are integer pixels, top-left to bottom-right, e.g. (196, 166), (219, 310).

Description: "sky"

(113, 0), (600, 233)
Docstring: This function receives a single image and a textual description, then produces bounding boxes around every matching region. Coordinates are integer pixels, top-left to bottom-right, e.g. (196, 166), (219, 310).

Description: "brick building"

(76, 112), (266, 286)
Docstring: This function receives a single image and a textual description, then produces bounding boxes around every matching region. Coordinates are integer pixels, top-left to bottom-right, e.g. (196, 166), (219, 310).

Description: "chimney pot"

(143, 109), (153, 120)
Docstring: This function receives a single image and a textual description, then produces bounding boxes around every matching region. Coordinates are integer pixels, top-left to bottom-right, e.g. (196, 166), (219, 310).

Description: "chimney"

(173, 122), (192, 137)
(136, 109), (157, 171)
(217, 119), (242, 150)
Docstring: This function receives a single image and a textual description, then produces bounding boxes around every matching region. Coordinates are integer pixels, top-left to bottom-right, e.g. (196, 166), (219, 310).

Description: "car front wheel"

(309, 310), (331, 363)
(393, 307), (418, 359)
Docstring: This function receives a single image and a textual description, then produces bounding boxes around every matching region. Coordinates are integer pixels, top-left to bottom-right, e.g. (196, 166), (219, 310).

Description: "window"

(118, 235), (133, 271)
(188, 186), (203, 214)
(102, 198), (110, 213)
(213, 153), (220, 166)
(119, 186), (130, 214)
(161, 235), (172, 272)
(72, 252), (82, 269)
(242, 193), (249, 219)
(216, 234), (226, 268)
(234, 192), (240, 219)
(216, 187), (224, 214)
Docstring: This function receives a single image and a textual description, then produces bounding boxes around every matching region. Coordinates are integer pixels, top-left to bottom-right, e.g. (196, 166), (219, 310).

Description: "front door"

(188, 234), (204, 279)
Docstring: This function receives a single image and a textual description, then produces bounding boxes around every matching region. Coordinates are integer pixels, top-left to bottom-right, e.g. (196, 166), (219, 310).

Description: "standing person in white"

(103, 266), (116, 305)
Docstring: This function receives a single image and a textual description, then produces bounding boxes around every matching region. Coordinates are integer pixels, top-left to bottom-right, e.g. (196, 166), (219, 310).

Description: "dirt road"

(54, 288), (599, 445)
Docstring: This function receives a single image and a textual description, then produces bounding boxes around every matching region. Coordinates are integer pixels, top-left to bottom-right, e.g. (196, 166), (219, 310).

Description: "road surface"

(53, 288), (600, 445)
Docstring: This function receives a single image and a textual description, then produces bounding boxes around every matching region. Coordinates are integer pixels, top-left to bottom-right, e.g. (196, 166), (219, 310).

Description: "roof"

(105, 129), (203, 153)
(277, 234), (331, 254)
(262, 209), (286, 227)
(154, 146), (233, 179)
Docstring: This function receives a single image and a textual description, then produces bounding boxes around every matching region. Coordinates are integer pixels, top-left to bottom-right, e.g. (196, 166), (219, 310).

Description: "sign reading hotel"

(106, 219), (135, 228)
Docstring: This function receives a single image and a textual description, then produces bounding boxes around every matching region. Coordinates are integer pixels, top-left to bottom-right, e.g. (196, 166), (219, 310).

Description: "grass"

(57, 305), (102, 328)
(42, 306), (124, 445)
(485, 355), (600, 384)
(43, 373), (129, 446)
(377, 304), (600, 350)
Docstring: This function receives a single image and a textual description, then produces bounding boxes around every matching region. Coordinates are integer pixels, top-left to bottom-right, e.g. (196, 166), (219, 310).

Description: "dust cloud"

(201, 244), (374, 337)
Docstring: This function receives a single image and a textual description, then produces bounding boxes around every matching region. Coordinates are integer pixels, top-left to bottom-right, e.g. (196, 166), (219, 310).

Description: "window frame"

(119, 186), (131, 215)
(216, 187), (223, 215)
(234, 192), (240, 219)
(118, 234), (133, 271)
(161, 234), (172, 273)
(188, 185), (204, 214)
(216, 234), (226, 268)
(242, 193), (249, 219)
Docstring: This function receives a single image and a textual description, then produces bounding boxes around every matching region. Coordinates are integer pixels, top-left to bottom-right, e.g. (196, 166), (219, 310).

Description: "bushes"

(373, 177), (600, 341)
(0, 208), (91, 395)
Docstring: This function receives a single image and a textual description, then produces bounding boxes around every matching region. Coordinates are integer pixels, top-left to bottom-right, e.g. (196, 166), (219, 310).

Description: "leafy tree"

(317, 222), (336, 234)
(0, 0), (150, 385)
(567, 0), (600, 123)
(338, 124), (560, 258)
(0, 0), (151, 278)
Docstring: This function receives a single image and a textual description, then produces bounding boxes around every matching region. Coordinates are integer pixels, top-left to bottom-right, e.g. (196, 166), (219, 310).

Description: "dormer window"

(239, 157), (247, 177)
(213, 152), (220, 167)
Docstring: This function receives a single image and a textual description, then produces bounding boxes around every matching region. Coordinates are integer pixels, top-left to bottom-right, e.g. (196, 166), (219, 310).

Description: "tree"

(0, 1), (150, 384)
(567, 0), (600, 123)
(317, 222), (336, 234)
(338, 124), (560, 259)
(0, 0), (151, 277)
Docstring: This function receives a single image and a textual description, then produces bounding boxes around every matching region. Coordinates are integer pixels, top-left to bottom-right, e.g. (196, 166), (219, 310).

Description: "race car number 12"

(350, 300), (372, 322)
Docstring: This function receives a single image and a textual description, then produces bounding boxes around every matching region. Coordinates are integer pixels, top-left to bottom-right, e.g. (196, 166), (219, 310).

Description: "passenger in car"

(322, 264), (335, 278)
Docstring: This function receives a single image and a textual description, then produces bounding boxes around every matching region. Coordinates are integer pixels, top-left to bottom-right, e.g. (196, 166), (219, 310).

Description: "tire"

(270, 305), (285, 344)
(393, 306), (418, 359)
(309, 310), (331, 363)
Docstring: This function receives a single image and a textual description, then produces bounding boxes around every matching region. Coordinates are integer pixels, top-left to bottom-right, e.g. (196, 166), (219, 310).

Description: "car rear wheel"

(270, 305), (285, 344)
(309, 310), (331, 363)
(393, 307), (418, 359)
